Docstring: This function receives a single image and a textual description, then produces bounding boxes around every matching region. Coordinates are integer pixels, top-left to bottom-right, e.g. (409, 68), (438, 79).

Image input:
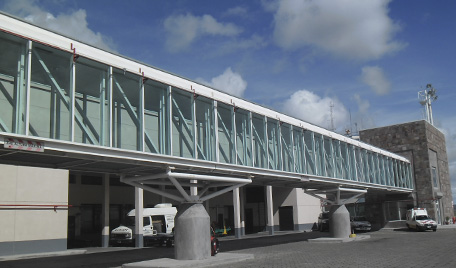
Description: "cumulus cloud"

(437, 123), (456, 202)
(164, 13), (242, 52)
(281, 90), (349, 131)
(3, 0), (115, 51)
(197, 67), (247, 97)
(360, 66), (391, 95)
(271, 0), (405, 60)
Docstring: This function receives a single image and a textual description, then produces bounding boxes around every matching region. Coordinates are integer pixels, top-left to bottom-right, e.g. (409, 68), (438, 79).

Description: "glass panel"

(323, 137), (333, 177)
(74, 57), (108, 146)
(340, 142), (349, 180)
(293, 128), (305, 173)
(144, 80), (169, 155)
(112, 69), (141, 151)
(281, 123), (292, 172)
(304, 130), (315, 175)
(333, 140), (342, 179)
(0, 32), (27, 135)
(355, 148), (365, 182)
(217, 103), (234, 164)
(252, 114), (266, 168)
(267, 118), (280, 170)
(235, 108), (252, 166)
(30, 43), (71, 140)
(196, 96), (215, 161)
(314, 134), (323, 176)
(171, 88), (193, 158)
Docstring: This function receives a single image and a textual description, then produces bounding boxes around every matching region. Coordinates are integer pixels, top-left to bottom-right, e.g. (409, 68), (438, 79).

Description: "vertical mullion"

(108, 66), (113, 147)
(167, 86), (173, 154)
(99, 73), (106, 146)
(249, 112), (254, 167)
(139, 77), (145, 151)
(70, 56), (76, 142)
(264, 116), (269, 169)
(191, 94), (197, 159)
(25, 40), (32, 136)
(213, 100), (219, 162)
(232, 107), (237, 164)
(302, 130), (307, 174)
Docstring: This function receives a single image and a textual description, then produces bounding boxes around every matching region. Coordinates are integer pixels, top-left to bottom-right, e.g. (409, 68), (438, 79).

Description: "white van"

(110, 203), (177, 246)
(406, 208), (437, 232)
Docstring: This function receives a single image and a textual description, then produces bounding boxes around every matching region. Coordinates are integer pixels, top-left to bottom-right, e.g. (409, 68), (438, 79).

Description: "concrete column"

(135, 187), (144, 248)
(240, 187), (246, 236)
(175, 203), (210, 260)
(233, 187), (242, 238)
(266, 185), (274, 235)
(329, 205), (351, 238)
(101, 174), (110, 247)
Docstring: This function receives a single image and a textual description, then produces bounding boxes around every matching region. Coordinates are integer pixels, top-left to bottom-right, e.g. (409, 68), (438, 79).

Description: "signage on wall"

(4, 138), (44, 152)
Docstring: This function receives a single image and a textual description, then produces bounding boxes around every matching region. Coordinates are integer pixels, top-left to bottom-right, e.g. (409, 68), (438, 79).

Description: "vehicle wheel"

(433, 229), (437, 232)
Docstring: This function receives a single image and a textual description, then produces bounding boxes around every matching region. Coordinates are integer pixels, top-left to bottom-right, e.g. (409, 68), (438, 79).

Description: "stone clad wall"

(360, 120), (454, 222)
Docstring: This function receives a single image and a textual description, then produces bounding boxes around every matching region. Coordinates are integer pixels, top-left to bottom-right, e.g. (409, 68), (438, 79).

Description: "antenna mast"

(418, 84), (438, 125)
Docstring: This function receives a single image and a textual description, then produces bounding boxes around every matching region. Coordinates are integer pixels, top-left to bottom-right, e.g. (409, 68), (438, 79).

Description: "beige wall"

(0, 164), (68, 255)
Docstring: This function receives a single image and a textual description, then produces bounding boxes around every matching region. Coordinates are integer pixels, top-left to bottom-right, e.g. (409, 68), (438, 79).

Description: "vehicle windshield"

(416, 215), (430, 220)
(353, 216), (367, 221)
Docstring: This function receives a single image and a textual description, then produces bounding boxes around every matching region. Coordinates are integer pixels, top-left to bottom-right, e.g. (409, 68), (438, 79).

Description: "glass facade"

(0, 29), (414, 190)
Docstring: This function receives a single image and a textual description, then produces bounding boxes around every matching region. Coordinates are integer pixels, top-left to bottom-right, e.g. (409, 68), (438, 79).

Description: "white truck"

(110, 203), (177, 246)
(406, 208), (437, 232)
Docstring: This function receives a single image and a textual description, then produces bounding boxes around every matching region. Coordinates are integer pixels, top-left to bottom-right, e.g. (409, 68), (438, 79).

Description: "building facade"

(360, 120), (454, 224)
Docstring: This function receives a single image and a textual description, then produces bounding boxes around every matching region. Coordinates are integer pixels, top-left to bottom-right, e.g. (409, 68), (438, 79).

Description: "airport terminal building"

(0, 12), (436, 256)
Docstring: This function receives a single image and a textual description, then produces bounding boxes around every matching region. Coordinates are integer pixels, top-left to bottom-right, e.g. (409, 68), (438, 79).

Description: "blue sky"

(2, 0), (456, 200)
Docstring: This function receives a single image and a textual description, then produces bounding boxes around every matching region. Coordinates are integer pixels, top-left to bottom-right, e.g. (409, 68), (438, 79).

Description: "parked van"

(406, 208), (437, 232)
(110, 203), (177, 246)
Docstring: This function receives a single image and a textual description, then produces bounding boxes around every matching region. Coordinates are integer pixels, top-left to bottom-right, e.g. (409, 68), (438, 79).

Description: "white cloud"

(224, 6), (249, 17)
(360, 66), (391, 95)
(436, 120), (456, 202)
(3, 0), (115, 51)
(164, 13), (242, 52)
(197, 67), (248, 97)
(281, 90), (349, 131)
(271, 0), (406, 60)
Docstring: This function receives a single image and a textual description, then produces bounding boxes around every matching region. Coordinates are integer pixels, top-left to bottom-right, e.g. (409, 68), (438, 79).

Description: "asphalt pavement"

(2, 226), (456, 268)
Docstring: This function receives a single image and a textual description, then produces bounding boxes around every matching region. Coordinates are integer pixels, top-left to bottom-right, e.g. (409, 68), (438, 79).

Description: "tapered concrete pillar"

(134, 187), (144, 248)
(329, 205), (351, 238)
(101, 174), (110, 247)
(266, 185), (274, 235)
(175, 203), (210, 260)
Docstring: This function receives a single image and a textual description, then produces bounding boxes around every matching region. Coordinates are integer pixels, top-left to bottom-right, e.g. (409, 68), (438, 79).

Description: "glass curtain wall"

(292, 128), (305, 174)
(74, 57), (109, 146)
(0, 32), (27, 135)
(235, 108), (252, 166)
(112, 68), (141, 151)
(252, 114), (266, 168)
(195, 96), (215, 161)
(281, 123), (293, 172)
(303, 130), (316, 175)
(144, 80), (169, 155)
(0, 30), (416, 190)
(171, 88), (193, 158)
(30, 43), (72, 141)
(217, 103), (234, 164)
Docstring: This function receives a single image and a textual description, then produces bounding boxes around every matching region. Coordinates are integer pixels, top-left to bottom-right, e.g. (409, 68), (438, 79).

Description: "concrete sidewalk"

(122, 253), (254, 268)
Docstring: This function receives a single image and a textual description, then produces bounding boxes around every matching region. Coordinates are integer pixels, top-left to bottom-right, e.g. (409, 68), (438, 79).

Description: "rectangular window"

(431, 166), (438, 188)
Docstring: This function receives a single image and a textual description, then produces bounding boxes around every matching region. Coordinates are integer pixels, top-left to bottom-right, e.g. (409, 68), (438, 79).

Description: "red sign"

(4, 138), (44, 152)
